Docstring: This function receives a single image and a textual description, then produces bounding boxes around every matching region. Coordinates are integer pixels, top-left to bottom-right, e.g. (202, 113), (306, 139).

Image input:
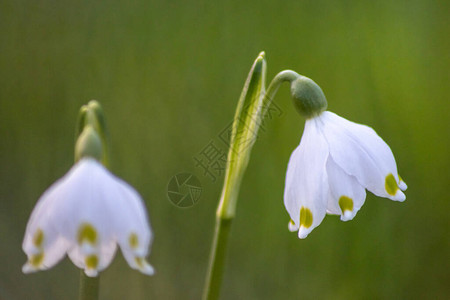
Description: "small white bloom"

(22, 158), (154, 277)
(284, 111), (407, 239)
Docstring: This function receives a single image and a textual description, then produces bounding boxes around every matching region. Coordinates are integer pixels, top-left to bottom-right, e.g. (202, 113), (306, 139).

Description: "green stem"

(202, 218), (232, 300)
(262, 70), (299, 117)
(79, 272), (99, 300)
(202, 69), (300, 300)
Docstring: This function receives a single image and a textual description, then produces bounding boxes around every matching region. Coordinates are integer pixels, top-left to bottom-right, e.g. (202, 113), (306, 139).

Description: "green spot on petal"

(129, 233), (139, 249)
(85, 255), (98, 269)
(135, 257), (144, 268)
(77, 223), (97, 245)
(339, 196), (354, 213)
(30, 252), (44, 267)
(33, 229), (44, 247)
(385, 173), (399, 196)
(300, 207), (313, 228)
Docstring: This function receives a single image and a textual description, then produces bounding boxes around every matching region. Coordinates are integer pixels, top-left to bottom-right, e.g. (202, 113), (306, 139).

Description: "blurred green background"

(1, 0), (449, 299)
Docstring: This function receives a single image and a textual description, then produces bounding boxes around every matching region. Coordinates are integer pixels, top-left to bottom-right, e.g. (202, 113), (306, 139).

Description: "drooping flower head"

(22, 101), (154, 276)
(284, 76), (407, 239)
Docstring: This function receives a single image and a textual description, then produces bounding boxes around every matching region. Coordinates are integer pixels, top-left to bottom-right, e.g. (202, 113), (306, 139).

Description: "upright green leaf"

(217, 52), (267, 218)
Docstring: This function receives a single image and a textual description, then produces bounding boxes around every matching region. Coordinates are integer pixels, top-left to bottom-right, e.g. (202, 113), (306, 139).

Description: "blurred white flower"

(22, 158), (154, 277)
(284, 111), (407, 239)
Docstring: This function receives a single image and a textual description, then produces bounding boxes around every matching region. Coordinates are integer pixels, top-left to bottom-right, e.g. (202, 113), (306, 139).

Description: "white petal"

(112, 179), (152, 257)
(55, 159), (123, 275)
(89, 160), (153, 275)
(320, 112), (405, 201)
(288, 220), (299, 232)
(113, 186), (153, 274)
(399, 177), (407, 191)
(284, 118), (330, 239)
(68, 240), (117, 277)
(22, 234), (68, 273)
(129, 256), (155, 275)
(49, 159), (118, 243)
(326, 157), (366, 221)
(84, 268), (98, 277)
(22, 181), (70, 273)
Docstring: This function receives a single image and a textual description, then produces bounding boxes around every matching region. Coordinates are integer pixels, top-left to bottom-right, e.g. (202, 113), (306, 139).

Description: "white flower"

(284, 111), (407, 239)
(22, 158), (154, 277)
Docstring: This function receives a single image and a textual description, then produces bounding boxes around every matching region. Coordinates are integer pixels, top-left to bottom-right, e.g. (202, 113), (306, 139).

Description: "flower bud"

(75, 101), (109, 166)
(75, 126), (103, 162)
(290, 76), (327, 118)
